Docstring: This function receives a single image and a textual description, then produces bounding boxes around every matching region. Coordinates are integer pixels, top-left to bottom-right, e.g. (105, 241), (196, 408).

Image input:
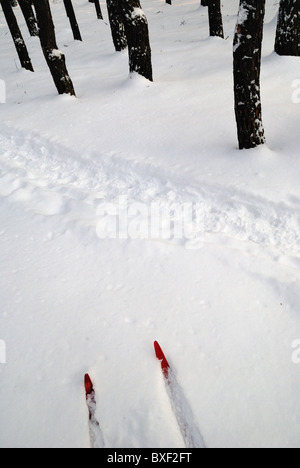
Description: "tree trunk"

(106, 0), (127, 51)
(120, 0), (153, 81)
(94, 0), (103, 20)
(208, 0), (224, 38)
(0, 0), (34, 71)
(275, 0), (300, 56)
(233, 0), (266, 150)
(89, 0), (103, 20)
(63, 0), (82, 41)
(18, 0), (39, 37)
(33, 0), (76, 96)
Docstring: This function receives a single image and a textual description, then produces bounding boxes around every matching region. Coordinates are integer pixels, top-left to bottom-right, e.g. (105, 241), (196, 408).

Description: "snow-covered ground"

(0, 0), (300, 448)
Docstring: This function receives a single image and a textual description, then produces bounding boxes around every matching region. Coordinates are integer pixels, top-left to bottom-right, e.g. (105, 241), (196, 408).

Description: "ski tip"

(154, 341), (170, 377)
(154, 341), (163, 359)
(84, 373), (94, 397)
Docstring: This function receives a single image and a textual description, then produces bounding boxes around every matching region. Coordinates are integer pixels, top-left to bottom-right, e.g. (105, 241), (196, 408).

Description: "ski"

(154, 340), (170, 378)
(154, 341), (206, 448)
(84, 373), (105, 448)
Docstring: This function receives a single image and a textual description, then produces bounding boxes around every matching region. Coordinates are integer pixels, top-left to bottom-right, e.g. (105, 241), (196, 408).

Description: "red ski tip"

(154, 341), (170, 378)
(84, 373), (94, 397)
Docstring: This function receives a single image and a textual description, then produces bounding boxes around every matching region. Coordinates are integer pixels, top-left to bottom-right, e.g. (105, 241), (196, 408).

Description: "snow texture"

(165, 369), (206, 448)
(0, 0), (300, 449)
(131, 8), (146, 21)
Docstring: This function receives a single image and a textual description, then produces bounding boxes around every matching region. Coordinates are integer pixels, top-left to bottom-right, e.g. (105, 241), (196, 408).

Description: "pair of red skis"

(84, 341), (206, 448)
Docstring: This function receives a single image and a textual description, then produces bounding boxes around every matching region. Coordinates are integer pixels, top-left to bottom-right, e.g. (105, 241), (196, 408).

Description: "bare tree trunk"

(233, 0), (266, 150)
(106, 0), (127, 51)
(63, 0), (82, 41)
(33, 0), (76, 96)
(18, 0), (39, 37)
(0, 0), (34, 71)
(275, 0), (300, 56)
(120, 0), (153, 81)
(208, 0), (224, 38)
(89, 0), (103, 20)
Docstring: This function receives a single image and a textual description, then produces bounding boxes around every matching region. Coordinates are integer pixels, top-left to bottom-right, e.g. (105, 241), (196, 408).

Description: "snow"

(131, 8), (147, 21)
(49, 49), (64, 59)
(0, 0), (300, 448)
(237, 2), (250, 26)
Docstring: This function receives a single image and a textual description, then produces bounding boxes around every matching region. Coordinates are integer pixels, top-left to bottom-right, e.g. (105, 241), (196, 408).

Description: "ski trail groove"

(0, 126), (299, 256)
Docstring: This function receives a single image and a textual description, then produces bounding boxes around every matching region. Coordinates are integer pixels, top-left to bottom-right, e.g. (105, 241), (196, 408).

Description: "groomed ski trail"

(154, 341), (206, 449)
(84, 374), (105, 449)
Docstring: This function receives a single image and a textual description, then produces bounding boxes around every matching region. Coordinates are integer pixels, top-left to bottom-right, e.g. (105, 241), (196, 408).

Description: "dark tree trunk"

(0, 0), (34, 71)
(18, 0), (39, 37)
(94, 0), (103, 20)
(208, 0), (224, 38)
(33, 0), (76, 96)
(106, 0), (127, 51)
(63, 0), (82, 41)
(120, 0), (153, 81)
(89, 0), (103, 20)
(275, 0), (300, 56)
(233, 0), (266, 150)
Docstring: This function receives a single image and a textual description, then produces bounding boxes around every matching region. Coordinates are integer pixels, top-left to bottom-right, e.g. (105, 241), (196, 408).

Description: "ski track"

(0, 125), (300, 257)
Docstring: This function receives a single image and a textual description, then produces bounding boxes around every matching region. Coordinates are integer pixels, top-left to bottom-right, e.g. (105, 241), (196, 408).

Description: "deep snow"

(0, 0), (300, 448)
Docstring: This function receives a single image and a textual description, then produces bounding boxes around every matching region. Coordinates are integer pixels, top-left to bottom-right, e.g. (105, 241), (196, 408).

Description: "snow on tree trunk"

(275, 0), (300, 56)
(120, 0), (153, 82)
(106, 0), (127, 52)
(18, 0), (39, 37)
(208, 1), (224, 38)
(0, 0), (34, 72)
(233, 0), (266, 150)
(33, 0), (76, 96)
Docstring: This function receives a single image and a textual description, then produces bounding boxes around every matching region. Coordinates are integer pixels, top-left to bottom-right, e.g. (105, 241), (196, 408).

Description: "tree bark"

(89, 0), (103, 20)
(208, 0), (224, 38)
(18, 0), (39, 37)
(33, 0), (76, 96)
(0, 0), (34, 71)
(120, 0), (153, 81)
(233, 0), (266, 150)
(63, 0), (82, 41)
(275, 0), (300, 56)
(106, 0), (127, 51)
